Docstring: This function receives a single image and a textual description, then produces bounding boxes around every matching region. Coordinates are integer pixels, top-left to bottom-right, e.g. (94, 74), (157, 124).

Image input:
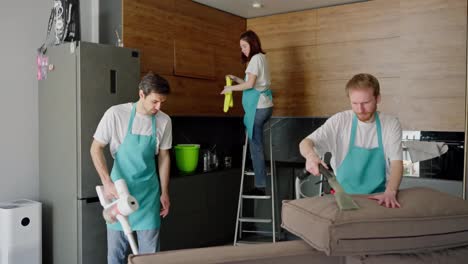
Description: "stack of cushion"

(281, 187), (468, 260)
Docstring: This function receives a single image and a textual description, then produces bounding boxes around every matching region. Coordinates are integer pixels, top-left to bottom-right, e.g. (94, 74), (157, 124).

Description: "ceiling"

(192, 0), (369, 18)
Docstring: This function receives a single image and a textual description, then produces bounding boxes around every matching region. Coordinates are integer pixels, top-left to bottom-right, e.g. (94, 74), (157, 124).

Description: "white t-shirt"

(245, 53), (273, 109)
(94, 103), (172, 158)
(307, 110), (402, 179)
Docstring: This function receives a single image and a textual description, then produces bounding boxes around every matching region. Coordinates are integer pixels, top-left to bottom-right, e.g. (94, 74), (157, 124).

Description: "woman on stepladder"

(221, 30), (273, 195)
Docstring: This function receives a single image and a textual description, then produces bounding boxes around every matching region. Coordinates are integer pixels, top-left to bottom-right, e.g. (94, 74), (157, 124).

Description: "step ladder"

(234, 122), (276, 245)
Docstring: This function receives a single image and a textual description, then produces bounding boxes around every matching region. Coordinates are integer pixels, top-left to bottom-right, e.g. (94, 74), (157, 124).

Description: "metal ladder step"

(239, 217), (272, 223)
(235, 234), (276, 246)
(244, 171), (271, 176)
(235, 240), (271, 246)
(244, 171), (255, 176)
(241, 194), (271, 199)
(235, 240), (272, 246)
(242, 230), (274, 235)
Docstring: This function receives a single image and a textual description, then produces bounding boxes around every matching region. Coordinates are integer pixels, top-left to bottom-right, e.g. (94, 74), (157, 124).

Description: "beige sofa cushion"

(282, 187), (468, 256)
(346, 246), (468, 264)
(127, 240), (345, 264)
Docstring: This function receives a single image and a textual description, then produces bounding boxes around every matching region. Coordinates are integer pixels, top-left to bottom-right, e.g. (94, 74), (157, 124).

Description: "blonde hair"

(345, 73), (380, 97)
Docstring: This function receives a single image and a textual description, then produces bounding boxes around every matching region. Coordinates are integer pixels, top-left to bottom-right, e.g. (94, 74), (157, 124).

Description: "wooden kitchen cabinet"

(122, 0), (246, 116)
(173, 39), (216, 80)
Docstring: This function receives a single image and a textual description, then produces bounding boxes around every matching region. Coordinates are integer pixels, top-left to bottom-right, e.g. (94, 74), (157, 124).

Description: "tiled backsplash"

(171, 116), (245, 172)
(170, 116), (465, 181)
(265, 117), (327, 162)
(170, 116), (327, 172)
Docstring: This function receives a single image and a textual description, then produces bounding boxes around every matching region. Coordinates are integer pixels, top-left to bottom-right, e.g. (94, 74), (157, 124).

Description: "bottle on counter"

(212, 153), (219, 169)
(224, 156), (232, 169)
(203, 151), (210, 172)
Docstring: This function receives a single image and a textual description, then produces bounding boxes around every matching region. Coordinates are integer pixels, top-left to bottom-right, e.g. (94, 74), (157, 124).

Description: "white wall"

(0, 0), (50, 201)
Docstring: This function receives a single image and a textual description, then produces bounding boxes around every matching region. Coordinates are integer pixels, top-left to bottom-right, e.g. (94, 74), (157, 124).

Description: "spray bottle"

(96, 179), (139, 255)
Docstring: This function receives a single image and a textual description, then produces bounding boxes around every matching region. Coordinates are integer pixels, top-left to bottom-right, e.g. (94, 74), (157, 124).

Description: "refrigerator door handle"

(110, 69), (117, 94)
(80, 197), (100, 204)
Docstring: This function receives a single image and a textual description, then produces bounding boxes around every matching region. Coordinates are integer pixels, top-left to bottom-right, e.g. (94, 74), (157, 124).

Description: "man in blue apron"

(91, 72), (172, 264)
(299, 73), (403, 208)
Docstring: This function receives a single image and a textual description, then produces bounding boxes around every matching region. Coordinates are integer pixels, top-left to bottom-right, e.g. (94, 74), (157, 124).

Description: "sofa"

(128, 187), (468, 263)
(128, 240), (344, 264)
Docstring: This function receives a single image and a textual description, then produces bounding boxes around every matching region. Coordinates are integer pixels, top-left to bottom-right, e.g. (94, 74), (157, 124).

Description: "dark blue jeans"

(249, 107), (273, 188)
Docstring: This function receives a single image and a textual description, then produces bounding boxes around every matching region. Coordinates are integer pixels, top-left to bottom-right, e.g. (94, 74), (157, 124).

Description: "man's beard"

(357, 112), (375, 122)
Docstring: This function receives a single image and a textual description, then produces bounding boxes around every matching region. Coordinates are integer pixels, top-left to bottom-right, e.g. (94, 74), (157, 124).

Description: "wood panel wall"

(248, 0), (467, 131)
(123, 0), (246, 116)
(122, 0), (466, 131)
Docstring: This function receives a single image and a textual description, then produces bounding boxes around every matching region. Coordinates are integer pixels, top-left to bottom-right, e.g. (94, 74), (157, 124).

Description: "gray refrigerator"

(39, 41), (140, 264)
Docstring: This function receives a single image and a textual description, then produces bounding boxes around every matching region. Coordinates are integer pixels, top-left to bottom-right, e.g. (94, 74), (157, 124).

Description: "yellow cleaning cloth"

(224, 77), (234, 112)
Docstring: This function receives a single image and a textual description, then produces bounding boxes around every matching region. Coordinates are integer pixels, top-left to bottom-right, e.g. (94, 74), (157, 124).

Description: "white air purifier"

(0, 199), (41, 264)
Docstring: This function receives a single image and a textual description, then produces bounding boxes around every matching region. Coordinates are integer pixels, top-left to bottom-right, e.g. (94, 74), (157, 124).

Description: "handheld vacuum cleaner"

(96, 179), (139, 255)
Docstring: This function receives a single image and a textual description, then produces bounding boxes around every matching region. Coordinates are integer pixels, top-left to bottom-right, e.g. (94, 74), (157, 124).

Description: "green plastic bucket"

(174, 144), (200, 173)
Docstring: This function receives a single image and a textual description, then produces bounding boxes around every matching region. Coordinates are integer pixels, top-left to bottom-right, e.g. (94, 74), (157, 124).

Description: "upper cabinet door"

(174, 38), (216, 80)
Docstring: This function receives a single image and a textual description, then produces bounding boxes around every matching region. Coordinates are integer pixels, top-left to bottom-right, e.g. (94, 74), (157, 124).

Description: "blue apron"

(108, 103), (160, 231)
(336, 113), (386, 194)
(242, 75), (272, 139)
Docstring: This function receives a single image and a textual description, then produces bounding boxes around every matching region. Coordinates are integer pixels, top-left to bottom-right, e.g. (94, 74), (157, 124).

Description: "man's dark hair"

(139, 72), (170, 96)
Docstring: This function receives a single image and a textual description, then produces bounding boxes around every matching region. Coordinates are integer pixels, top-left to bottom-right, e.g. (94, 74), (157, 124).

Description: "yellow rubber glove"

(224, 77), (234, 113)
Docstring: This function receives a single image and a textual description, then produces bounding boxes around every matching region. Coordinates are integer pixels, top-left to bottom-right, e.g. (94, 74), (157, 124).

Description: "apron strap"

(261, 87), (273, 100)
(375, 113), (383, 148)
(151, 114), (157, 140)
(349, 114), (358, 150)
(127, 103), (137, 135)
(151, 114), (158, 156)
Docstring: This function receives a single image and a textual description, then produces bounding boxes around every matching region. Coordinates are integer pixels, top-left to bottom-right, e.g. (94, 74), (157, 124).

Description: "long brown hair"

(240, 30), (265, 64)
